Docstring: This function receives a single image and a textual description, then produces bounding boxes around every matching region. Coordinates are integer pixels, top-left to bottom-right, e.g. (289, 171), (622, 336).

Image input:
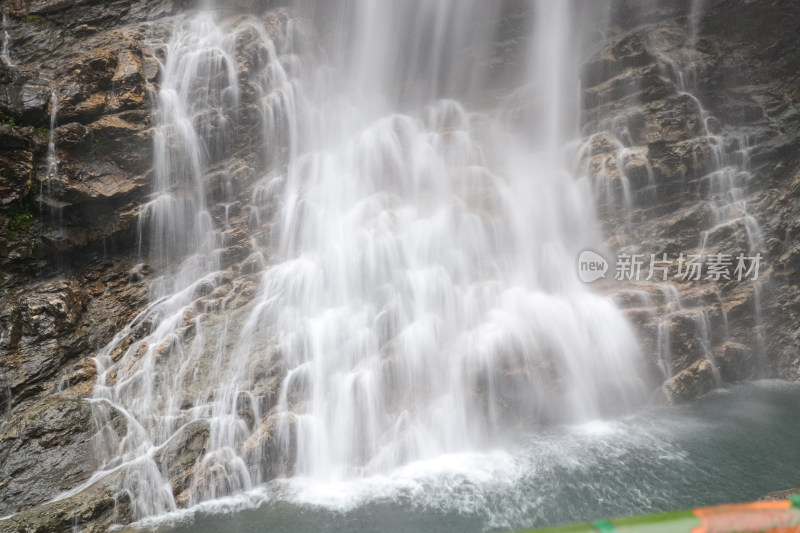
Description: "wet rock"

(57, 160), (149, 205)
(639, 202), (713, 254)
(21, 82), (50, 114)
(0, 69), (51, 124)
(760, 488), (800, 502)
(0, 280), (89, 401)
(34, 205), (140, 259)
(649, 137), (716, 187)
(619, 147), (653, 190)
(713, 342), (755, 382)
(128, 262), (150, 282)
(702, 218), (753, 254)
(109, 49), (146, 111)
(717, 91), (766, 125)
(664, 310), (707, 374)
(56, 47), (118, 122)
(0, 148), (33, 205)
(88, 113), (151, 172)
(154, 419), (210, 502)
(73, 92), (107, 120)
(634, 94), (704, 146)
(247, 412), (294, 478)
(662, 358), (715, 403)
(588, 131), (621, 156)
(238, 253), (263, 275)
(141, 49), (159, 81)
(582, 30), (659, 89)
(0, 473), (130, 533)
(111, 49), (142, 87)
(0, 123), (43, 151)
(240, 418), (281, 479)
(720, 285), (757, 324)
(0, 396), (109, 515)
(584, 64), (675, 110)
(54, 121), (91, 147)
(8, 0), (83, 17)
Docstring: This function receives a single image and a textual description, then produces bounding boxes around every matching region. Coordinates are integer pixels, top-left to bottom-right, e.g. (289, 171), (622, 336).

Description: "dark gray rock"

(760, 488), (800, 502)
(153, 419), (210, 504)
(0, 396), (110, 515)
(0, 473), (130, 533)
(0, 280), (89, 402)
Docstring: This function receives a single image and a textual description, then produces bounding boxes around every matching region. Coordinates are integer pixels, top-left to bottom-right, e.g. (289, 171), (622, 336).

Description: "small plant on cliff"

(23, 15), (42, 23)
(7, 212), (33, 237)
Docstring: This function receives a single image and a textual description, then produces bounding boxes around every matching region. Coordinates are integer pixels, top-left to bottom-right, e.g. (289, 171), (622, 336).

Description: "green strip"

(610, 509), (701, 533)
(590, 520), (617, 533)
(790, 494), (800, 508)
(515, 509), (700, 533)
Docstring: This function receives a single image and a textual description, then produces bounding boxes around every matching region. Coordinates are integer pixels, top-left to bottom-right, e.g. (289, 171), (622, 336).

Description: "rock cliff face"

(581, 0), (800, 401)
(0, 0), (798, 530)
(0, 0), (286, 528)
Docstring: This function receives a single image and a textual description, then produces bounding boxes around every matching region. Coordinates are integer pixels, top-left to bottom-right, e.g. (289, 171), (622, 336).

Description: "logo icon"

(578, 250), (608, 283)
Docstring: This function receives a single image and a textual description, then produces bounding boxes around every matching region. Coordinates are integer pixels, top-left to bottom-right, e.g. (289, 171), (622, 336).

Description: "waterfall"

(1, 2), (12, 67)
(88, 1), (646, 521)
(39, 92), (65, 236)
(45, 92), (58, 180)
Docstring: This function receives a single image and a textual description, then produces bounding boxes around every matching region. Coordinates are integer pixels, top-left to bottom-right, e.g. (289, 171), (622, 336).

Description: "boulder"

(713, 342), (755, 382)
(662, 358), (715, 403)
(153, 419), (211, 503)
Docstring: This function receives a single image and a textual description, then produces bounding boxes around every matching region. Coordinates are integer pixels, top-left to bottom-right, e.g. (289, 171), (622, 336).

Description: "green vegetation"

(23, 15), (42, 23)
(8, 212), (33, 236)
(0, 115), (16, 127)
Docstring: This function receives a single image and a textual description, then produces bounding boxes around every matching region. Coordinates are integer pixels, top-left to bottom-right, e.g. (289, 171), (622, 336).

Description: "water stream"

(1, 2), (12, 67)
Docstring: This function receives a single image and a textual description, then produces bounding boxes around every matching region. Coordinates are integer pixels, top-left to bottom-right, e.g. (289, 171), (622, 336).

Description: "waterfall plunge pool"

(129, 380), (800, 532)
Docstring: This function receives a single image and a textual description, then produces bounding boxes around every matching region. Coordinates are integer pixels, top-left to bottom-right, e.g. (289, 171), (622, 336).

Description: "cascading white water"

(38, 92), (65, 236)
(87, 1), (646, 521)
(1, 2), (12, 67)
(45, 92), (58, 179)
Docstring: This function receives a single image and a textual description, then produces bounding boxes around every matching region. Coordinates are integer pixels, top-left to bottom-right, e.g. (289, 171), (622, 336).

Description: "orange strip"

(691, 501), (800, 533)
